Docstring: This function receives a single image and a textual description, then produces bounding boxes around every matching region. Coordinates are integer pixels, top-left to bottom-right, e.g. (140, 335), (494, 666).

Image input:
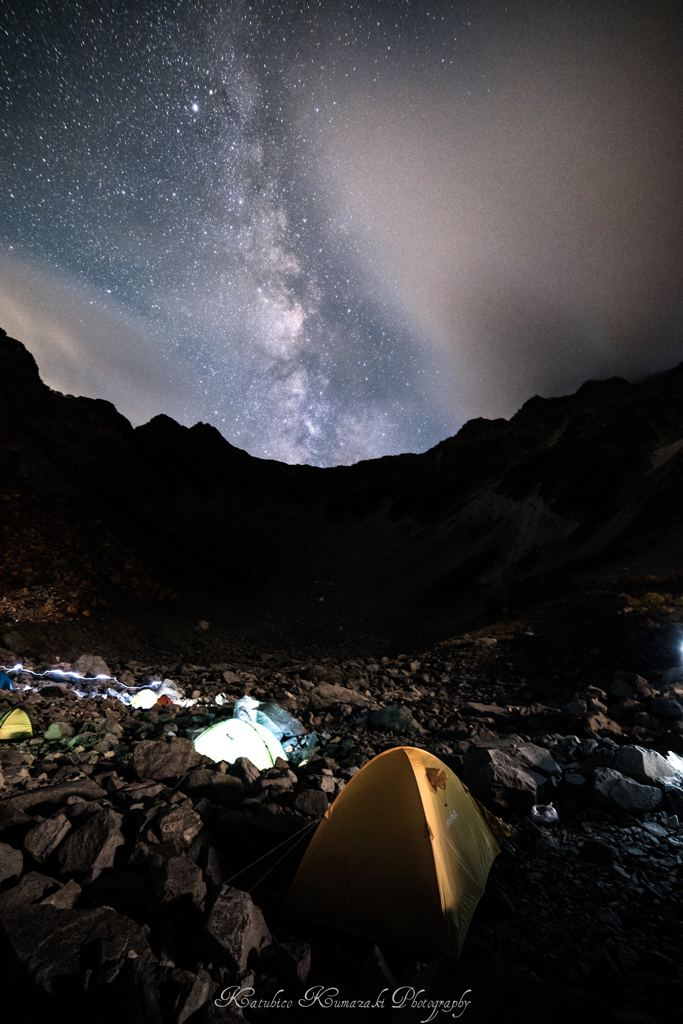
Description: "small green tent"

(0, 707), (33, 741)
(283, 746), (510, 961)
(193, 717), (286, 770)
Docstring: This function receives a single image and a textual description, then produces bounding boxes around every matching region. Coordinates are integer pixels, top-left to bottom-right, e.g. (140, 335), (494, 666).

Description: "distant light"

(192, 103), (199, 112)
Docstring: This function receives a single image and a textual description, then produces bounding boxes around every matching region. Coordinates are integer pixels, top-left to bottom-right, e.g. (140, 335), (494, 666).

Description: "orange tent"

(283, 746), (509, 960)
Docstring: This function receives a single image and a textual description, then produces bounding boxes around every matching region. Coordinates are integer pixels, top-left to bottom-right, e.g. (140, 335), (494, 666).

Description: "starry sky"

(1, 1), (683, 466)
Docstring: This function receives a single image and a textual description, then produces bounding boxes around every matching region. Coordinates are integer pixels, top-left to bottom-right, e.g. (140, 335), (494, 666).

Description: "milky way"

(1, 1), (682, 465)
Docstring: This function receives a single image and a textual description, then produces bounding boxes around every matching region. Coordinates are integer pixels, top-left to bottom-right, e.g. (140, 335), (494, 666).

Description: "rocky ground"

(1, 571), (683, 1023)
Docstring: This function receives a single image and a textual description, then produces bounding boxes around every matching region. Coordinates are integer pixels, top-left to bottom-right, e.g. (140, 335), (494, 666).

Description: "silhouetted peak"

(0, 330), (44, 391)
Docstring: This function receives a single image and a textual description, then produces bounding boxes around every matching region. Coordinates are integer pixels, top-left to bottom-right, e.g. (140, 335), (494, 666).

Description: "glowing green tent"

(193, 717), (286, 770)
(0, 707), (33, 741)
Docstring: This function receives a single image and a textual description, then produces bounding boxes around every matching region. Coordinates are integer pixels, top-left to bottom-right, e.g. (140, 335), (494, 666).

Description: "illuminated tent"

(193, 717), (287, 770)
(283, 746), (510, 961)
(131, 688), (161, 709)
(0, 707), (33, 741)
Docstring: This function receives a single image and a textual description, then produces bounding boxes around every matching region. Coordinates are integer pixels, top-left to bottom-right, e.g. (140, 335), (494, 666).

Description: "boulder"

(613, 745), (681, 787)
(202, 884), (271, 973)
(40, 877), (81, 909)
(23, 813), (72, 864)
(43, 721), (74, 741)
(593, 768), (663, 812)
(57, 808), (125, 881)
(513, 743), (562, 780)
(610, 672), (652, 698)
(133, 737), (202, 781)
(148, 856), (206, 920)
(293, 789), (329, 817)
(155, 803), (203, 846)
(301, 665), (343, 685)
(228, 756), (261, 790)
(0, 842), (22, 887)
(308, 683), (368, 710)
(73, 653), (112, 677)
(649, 696), (683, 720)
(585, 712), (623, 740)
(462, 747), (546, 811)
(175, 968), (217, 1024)
(458, 702), (515, 724)
(184, 768), (244, 808)
(605, 698), (641, 724)
(0, 903), (151, 993)
(0, 871), (64, 913)
(253, 767), (297, 797)
(0, 777), (107, 815)
(565, 697), (587, 716)
(663, 785), (683, 816)
(369, 703), (425, 734)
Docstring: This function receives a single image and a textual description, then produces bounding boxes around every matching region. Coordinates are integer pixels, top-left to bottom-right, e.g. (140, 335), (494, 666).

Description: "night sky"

(2, 1), (682, 466)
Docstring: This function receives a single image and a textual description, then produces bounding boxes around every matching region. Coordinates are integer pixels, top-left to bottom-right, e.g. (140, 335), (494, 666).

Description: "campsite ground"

(1, 559), (683, 1022)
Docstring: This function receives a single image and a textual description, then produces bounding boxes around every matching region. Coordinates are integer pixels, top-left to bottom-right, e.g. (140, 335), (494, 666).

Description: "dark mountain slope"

(2, 327), (682, 643)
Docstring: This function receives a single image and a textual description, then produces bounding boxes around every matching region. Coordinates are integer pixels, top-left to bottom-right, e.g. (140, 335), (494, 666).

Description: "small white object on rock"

(530, 802), (559, 825)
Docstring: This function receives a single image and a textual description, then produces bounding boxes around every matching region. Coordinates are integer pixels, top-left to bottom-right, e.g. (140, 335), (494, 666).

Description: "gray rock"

(133, 736), (202, 780)
(73, 653), (111, 677)
(23, 813), (72, 864)
(156, 802), (203, 846)
(306, 773), (336, 794)
(261, 939), (312, 987)
(149, 855), (206, 920)
(462, 746), (546, 811)
(369, 704), (426, 734)
(0, 871), (62, 912)
(459, 702), (514, 724)
(43, 721), (74, 740)
(585, 712), (623, 740)
(613, 745), (681, 787)
(0, 842), (22, 887)
(514, 742), (562, 780)
(203, 884), (271, 972)
(184, 768), (244, 807)
(293, 789), (329, 817)
(662, 666), (683, 686)
(649, 696), (683, 719)
(308, 683), (369, 710)
(175, 968), (217, 1024)
(663, 785), (683, 817)
(593, 767), (663, 813)
(197, 844), (231, 887)
(566, 698), (588, 715)
(254, 767), (297, 797)
(40, 877), (81, 909)
(57, 808), (125, 881)
(229, 756), (261, 790)
(279, 940), (312, 986)
(605, 698), (641, 724)
(0, 777), (107, 815)
(0, 903), (151, 993)
(611, 671), (652, 698)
